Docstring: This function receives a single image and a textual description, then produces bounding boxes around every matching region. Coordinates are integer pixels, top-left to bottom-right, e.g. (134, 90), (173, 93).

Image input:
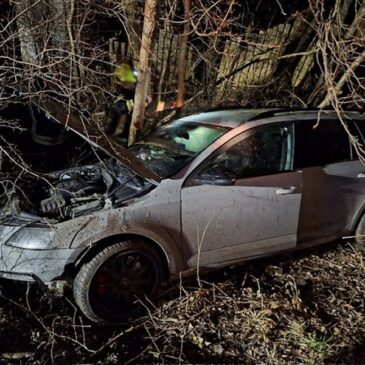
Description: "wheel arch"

(72, 233), (171, 282)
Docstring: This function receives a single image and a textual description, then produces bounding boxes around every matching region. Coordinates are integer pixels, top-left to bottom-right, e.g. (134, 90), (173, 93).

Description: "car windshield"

(128, 120), (230, 178)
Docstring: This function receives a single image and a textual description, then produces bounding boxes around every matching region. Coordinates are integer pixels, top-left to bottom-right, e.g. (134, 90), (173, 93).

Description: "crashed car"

(1, 103), (365, 323)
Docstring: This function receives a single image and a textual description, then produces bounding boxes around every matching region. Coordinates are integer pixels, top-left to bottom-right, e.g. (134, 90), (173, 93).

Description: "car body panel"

(67, 179), (185, 272)
(182, 169), (303, 267)
(298, 160), (365, 243)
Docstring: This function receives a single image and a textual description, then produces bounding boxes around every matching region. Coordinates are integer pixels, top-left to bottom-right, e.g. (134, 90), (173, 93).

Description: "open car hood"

(33, 97), (160, 183)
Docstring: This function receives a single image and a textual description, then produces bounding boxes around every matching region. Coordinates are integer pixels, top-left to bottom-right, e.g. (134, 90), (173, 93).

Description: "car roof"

(175, 108), (365, 128)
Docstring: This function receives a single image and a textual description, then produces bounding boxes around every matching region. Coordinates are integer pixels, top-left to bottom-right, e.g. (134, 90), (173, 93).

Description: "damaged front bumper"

(0, 223), (83, 283)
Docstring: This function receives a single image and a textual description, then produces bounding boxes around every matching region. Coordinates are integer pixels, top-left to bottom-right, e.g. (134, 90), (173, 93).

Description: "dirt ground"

(1, 240), (365, 364)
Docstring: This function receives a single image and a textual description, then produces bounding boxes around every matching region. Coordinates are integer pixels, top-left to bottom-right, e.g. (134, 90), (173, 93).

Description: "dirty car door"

(181, 124), (303, 267)
(294, 118), (363, 243)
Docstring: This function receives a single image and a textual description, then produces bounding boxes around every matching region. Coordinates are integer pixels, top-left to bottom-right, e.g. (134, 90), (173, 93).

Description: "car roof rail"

(204, 104), (251, 112)
(247, 108), (286, 120)
(203, 106), (364, 122)
(251, 108), (364, 120)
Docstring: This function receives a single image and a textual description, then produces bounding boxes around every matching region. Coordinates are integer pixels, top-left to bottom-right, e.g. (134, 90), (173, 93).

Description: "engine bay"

(0, 160), (154, 222)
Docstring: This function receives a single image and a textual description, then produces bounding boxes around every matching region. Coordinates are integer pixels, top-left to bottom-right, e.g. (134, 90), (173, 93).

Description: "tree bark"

(128, 0), (158, 146)
(15, 1), (39, 65)
(123, 0), (143, 61)
(176, 0), (191, 108)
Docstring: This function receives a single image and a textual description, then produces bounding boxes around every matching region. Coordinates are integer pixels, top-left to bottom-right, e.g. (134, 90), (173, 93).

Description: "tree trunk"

(15, 1), (39, 65)
(128, 0), (158, 146)
(123, 0), (143, 61)
(176, 0), (191, 108)
(15, 0), (76, 85)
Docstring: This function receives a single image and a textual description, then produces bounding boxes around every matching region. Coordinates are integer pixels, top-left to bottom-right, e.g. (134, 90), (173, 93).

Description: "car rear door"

(181, 123), (303, 267)
(294, 117), (365, 244)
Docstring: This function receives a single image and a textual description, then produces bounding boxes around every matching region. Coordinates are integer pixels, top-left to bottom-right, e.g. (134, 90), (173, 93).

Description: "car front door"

(181, 123), (303, 268)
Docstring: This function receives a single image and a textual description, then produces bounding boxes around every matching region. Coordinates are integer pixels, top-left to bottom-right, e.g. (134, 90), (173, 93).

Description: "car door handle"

(276, 186), (299, 195)
(357, 173), (365, 178)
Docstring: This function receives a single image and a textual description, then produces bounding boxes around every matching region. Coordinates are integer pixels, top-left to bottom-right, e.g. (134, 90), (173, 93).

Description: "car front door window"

(209, 125), (293, 180)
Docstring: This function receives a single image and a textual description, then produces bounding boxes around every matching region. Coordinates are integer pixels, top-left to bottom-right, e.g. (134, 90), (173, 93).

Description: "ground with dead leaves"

(1, 241), (365, 364)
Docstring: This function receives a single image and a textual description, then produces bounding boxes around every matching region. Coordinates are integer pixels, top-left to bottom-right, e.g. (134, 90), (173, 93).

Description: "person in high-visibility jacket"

(107, 63), (137, 140)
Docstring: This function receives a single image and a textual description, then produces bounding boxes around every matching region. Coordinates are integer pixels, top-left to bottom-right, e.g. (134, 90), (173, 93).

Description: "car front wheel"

(73, 240), (163, 323)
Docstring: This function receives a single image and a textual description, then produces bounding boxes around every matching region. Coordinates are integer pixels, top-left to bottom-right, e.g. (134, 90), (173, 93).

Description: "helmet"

(113, 63), (137, 84)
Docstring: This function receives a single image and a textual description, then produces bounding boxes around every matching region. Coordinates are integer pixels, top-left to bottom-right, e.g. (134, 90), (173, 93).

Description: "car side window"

(208, 125), (294, 179)
(294, 119), (351, 169)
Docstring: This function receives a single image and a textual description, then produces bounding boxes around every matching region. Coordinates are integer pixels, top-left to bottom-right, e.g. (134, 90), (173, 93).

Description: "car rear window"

(294, 119), (351, 168)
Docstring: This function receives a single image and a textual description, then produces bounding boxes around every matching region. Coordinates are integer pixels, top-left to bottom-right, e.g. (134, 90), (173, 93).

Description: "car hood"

(34, 97), (160, 183)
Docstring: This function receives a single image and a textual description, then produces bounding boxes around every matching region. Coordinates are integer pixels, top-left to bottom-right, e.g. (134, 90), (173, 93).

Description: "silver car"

(1, 104), (365, 323)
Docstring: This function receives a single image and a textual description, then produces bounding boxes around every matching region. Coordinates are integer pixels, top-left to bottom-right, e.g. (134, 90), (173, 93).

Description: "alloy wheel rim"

(89, 251), (158, 320)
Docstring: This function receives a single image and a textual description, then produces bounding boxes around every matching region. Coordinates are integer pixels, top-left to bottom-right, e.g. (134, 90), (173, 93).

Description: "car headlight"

(6, 227), (56, 249)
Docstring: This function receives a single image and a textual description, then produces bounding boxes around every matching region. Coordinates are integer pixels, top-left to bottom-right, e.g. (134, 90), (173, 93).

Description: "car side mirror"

(190, 165), (236, 186)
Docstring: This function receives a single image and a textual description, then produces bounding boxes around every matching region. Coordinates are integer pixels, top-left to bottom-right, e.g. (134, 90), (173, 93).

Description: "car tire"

(73, 240), (163, 324)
